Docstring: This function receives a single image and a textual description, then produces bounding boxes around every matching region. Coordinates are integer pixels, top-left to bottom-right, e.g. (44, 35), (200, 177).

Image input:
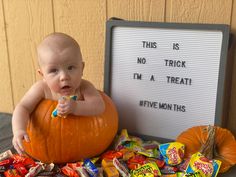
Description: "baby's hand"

(12, 130), (30, 154)
(56, 97), (77, 117)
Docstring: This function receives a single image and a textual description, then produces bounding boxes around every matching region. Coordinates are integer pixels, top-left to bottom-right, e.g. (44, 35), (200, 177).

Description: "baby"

(12, 32), (105, 154)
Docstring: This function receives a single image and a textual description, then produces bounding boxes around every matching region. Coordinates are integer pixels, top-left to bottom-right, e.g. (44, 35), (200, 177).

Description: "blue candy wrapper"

(83, 159), (99, 177)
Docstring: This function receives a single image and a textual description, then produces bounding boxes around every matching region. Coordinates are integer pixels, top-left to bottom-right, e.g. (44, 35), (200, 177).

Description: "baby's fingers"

(24, 134), (30, 143)
(13, 140), (23, 155)
(17, 139), (24, 152)
(14, 135), (30, 154)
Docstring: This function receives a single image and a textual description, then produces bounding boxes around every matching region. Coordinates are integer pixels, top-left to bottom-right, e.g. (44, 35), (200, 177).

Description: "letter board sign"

(104, 19), (229, 141)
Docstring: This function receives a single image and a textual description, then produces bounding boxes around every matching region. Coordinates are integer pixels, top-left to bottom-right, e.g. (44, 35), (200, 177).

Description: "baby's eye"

(49, 68), (58, 73)
(68, 65), (75, 70)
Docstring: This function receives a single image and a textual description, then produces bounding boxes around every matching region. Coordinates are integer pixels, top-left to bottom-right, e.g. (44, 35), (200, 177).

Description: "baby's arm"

(57, 80), (105, 116)
(12, 81), (45, 154)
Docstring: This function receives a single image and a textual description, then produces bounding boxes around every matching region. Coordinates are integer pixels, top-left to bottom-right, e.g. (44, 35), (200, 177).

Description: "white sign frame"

(104, 19), (230, 141)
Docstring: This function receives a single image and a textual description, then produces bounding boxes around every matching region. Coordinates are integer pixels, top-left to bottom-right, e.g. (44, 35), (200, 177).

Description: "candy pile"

(0, 129), (222, 177)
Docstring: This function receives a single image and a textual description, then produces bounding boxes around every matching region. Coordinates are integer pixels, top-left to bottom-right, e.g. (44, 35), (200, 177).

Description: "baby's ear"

(37, 69), (43, 77)
(82, 62), (85, 73)
(82, 61), (85, 70)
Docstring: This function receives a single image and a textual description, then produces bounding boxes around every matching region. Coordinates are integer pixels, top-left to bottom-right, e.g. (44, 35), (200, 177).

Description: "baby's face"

(39, 46), (84, 96)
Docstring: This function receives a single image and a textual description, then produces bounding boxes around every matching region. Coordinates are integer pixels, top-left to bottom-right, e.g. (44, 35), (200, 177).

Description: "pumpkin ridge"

(45, 100), (55, 162)
(76, 115), (80, 160)
(215, 127), (235, 147)
(60, 117), (63, 162)
(215, 154), (232, 165)
(32, 101), (46, 160)
(28, 112), (33, 155)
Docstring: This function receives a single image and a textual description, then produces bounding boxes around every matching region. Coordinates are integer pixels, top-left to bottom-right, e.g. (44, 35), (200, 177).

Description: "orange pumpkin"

(176, 125), (236, 173)
(23, 92), (118, 164)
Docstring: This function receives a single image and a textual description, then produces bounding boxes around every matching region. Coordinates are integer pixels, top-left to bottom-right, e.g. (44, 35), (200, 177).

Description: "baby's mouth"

(61, 85), (71, 90)
(60, 85), (72, 95)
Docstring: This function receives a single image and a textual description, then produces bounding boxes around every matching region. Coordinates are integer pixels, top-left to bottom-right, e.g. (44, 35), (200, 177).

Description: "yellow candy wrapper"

(185, 152), (221, 177)
(131, 162), (161, 177)
(159, 142), (185, 166)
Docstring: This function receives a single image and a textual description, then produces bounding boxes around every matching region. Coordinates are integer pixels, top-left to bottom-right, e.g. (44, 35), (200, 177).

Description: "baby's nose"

(60, 71), (69, 81)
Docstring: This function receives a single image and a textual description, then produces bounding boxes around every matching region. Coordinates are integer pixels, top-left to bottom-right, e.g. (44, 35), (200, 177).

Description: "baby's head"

(37, 33), (84, 96)
(37, 32), (83, 66)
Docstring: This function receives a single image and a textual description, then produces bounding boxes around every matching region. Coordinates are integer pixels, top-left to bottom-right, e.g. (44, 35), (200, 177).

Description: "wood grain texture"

(231, 0), (236, 34)
(228, 0), (236, 136)
(0, 0), (13, 113)
(53, 0), (106, 90)
(3, 0), (54, 107)
(165, 0), (232, 24)
(107, 0), (165, 22)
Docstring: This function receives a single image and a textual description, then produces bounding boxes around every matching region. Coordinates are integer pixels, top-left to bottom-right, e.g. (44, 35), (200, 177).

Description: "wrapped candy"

(159, 142), (185, 166)
(51, 95), (77, 118)
(131, 162), (161, 177)
(185, 152), (221, 177)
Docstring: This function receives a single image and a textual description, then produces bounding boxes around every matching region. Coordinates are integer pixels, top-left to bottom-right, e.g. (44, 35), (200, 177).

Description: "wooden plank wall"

(0, 0), (236, 135)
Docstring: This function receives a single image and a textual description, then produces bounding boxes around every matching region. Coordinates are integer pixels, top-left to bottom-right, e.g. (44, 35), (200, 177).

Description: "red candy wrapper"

(13, 163), (28, 176)
(102, 150), (123, 160)
(127, 155), (146, 170)
(65, 162), (89, 177)
(146, 158), (165, 168)
(12, 154), (36, 169)
(67, 162), (82, 170)
(61, 166), (79, 177)
(4, 169), (21, 177)
(0, 158), (13, 167)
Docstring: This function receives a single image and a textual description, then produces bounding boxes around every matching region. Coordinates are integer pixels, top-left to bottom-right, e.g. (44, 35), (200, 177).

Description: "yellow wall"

(1, 0), (236, 134)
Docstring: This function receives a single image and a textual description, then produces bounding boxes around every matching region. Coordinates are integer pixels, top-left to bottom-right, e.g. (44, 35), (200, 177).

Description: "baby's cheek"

(47, 82), (60, 93)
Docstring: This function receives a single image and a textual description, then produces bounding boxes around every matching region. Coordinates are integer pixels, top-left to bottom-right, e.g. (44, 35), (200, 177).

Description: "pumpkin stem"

(200, 125), (216, 159)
